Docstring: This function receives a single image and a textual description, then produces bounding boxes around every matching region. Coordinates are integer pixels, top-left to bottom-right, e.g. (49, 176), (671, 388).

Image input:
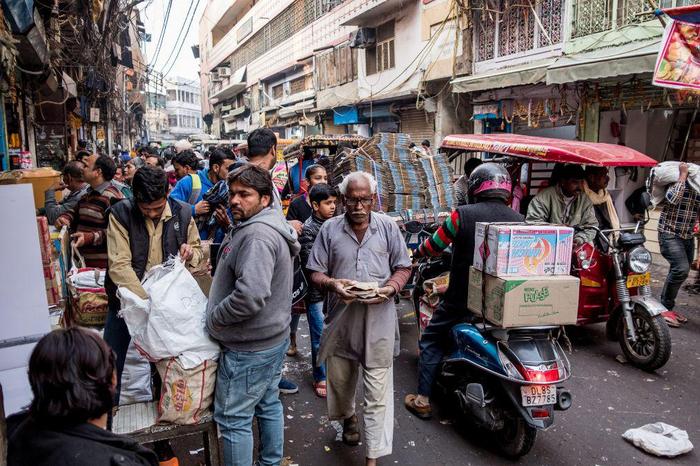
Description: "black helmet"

(203, 180), (229, 205)
(467, 162), (512, 202)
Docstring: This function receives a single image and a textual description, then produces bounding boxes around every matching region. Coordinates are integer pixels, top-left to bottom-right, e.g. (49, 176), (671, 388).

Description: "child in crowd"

(297, 183), (337, 397)
(286, 164), (328, 357)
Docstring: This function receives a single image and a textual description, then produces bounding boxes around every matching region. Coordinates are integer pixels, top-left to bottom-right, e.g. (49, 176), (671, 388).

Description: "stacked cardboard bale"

(331, 133), (455, 212)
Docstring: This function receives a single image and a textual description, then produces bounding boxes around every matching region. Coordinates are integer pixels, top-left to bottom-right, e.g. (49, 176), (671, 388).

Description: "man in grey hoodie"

(206, 164), (300, 466)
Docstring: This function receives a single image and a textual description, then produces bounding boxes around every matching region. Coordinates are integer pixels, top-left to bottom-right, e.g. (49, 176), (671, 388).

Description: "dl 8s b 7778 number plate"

(520, 384), (556, 406)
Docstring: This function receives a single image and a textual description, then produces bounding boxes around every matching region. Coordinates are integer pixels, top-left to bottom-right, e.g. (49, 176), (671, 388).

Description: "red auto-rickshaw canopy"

(440, 134), (658, 167)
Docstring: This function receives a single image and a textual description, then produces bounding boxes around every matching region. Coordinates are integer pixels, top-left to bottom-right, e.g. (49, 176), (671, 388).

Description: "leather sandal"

(342, 414), (361, 446)
(661, 311), (680, 328)
(404, 394), (432, 420)
(313, 381), (327, 398)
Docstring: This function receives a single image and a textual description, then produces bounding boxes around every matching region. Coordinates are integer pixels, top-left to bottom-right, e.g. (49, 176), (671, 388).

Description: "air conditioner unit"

(349, 28), (376, 49)
(219, 67), (232, 77)
(211, 71), (222, 82)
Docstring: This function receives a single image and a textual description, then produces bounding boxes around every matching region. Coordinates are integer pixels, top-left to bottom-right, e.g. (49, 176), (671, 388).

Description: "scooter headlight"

(628, 246), (652, 273)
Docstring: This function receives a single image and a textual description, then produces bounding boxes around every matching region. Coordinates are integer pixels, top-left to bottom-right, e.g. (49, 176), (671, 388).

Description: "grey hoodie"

(206, 207), (301, 352)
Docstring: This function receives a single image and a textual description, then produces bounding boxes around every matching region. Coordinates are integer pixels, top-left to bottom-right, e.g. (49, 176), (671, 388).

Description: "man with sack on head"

(105, 166), (203, 466)
(306, 171), (412, 466)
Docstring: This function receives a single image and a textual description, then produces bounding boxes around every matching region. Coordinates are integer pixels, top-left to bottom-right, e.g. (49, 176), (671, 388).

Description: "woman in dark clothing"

(7, 327), (158, 466)
(286, 164), (328, 223)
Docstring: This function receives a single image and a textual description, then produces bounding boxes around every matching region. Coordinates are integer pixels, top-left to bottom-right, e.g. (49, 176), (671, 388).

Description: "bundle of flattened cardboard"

(331, 133), (456, 212)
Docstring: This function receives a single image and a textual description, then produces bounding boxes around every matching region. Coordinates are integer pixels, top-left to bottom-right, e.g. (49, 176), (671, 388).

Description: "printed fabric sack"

(156, 357), (217, 424)
(66, 246), (108, 327)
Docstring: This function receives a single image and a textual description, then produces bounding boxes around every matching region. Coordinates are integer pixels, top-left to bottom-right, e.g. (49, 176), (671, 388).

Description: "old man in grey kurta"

(306, 210), (411, 460)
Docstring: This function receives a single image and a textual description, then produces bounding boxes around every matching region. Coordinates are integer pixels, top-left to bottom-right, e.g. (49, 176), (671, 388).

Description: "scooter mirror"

(405, 220), (424, 234)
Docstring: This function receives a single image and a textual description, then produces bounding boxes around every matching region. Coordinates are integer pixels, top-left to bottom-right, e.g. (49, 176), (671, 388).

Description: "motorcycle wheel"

(618, 304), (671, 372)
(495, 415), (537, 459)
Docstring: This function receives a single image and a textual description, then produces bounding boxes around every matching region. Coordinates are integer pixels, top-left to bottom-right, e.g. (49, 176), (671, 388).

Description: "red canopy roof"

(440, 134), (658, 167)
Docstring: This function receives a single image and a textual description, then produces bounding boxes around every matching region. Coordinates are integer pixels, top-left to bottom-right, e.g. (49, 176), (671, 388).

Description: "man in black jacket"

(104, 166), (203, 465)
(8, 327), (158, 466)
(404, 163), (524, 419)
(298, 183), (337, 397)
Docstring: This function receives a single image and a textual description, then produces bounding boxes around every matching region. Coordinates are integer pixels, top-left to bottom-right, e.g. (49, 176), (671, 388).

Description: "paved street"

(178, 262), (698, 465)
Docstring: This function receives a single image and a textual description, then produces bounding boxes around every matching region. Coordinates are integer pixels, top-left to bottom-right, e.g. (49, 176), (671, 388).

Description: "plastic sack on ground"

(649, 162), (700, 207)
(118, 256), (220, 369)
(156, 358), (217, 424)
(119, 341), (153, 405)
(622, 422), (694, 457)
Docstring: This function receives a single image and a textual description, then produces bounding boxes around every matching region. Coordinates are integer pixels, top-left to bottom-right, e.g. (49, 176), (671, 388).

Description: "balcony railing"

(571, 0), (700, 39)
(474, 0), (564, 63)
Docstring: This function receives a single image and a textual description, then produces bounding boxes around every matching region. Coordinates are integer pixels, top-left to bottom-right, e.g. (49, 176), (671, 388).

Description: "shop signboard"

(653, 6), (700, 91)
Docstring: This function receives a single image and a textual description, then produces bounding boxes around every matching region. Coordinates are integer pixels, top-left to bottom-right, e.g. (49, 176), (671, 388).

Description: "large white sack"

(119, 341), (152, 405)
(649, 162), (700, 207)
(118, 257), (220, 369)
(622, 422), (693, 457)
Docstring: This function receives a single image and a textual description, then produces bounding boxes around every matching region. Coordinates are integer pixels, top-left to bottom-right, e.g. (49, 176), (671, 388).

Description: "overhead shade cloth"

(451, 60), (554, 93)
(546, 41), (659, 85)
(278, 100), (315, 119)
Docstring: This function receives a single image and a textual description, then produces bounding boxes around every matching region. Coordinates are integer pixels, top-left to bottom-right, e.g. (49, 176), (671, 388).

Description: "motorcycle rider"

(404, 163), (523, 419)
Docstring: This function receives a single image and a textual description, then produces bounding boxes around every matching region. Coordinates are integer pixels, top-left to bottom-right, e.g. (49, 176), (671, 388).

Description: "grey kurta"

(306, 213), (412, 368)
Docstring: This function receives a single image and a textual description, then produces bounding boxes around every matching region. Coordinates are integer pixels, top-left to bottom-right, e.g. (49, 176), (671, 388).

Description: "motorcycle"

(439, 133), (672, 371)
(412, 230), (572, 459)
(573, 221), (671, 371)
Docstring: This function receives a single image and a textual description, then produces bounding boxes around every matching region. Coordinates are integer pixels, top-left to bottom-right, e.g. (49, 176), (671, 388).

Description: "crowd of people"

(6, 132), (698, 466)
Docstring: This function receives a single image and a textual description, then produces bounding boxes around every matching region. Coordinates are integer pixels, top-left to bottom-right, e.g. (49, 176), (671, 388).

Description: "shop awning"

(546, 41), (659, 85)
(278, 100), (315, 119)
(210, 65), (247, 103)
(221, 106), (246, 121)
(452, 60), (553, 93)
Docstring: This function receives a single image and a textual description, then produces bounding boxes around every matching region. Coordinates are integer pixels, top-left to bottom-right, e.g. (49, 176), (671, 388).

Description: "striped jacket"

(57, 181), (125, 269)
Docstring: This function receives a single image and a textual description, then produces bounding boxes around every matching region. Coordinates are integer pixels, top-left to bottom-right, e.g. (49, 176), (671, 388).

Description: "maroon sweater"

(57, 182), (124, 269)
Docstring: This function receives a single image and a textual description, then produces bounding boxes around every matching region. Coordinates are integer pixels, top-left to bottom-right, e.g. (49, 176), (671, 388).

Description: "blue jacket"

(169, 168), (213, 216)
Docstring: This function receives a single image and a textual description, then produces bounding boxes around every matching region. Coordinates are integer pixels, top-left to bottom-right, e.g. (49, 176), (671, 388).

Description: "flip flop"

(314, 381), (327, 398)
(674, 312), (689, 324)
(404, 394), (432, 420)
(661, 311), (680, 328)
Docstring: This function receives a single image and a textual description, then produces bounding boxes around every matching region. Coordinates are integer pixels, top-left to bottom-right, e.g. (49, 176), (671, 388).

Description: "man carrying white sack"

(105, 165), (203, 466)
(306, 171), (412, 466)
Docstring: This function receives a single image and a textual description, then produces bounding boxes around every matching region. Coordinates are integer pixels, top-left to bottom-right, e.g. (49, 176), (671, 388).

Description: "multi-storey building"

(145, 91), (170, 142)
(165, 77), (203, 138)
(198, 0), (471, 144)
(452, 0), (700, 254)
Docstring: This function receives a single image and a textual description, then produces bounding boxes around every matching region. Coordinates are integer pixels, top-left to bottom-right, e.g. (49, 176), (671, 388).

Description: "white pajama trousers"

(326, 356), (394, 459)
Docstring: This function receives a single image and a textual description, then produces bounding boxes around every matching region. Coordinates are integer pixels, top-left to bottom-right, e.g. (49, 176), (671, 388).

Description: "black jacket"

(7, 412), (158, 466)
(299, 214), (325, 303)
(443, 201), (524, 315)
(286, 196), (312, 223)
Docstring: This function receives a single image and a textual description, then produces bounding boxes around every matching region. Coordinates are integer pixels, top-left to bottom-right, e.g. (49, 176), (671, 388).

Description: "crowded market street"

(169, 262), (699, 466)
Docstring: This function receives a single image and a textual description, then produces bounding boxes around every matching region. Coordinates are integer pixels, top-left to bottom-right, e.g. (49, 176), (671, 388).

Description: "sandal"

(342, 414), (360, 446)
(404, 394), (432, 420)
(313, 381), (327, 398)
(661, 311), (680, 328)
(674, 312), (689, 324)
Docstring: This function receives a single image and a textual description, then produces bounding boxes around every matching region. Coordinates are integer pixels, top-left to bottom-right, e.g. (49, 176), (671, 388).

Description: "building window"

(169, 115), (177, 127)
(290, 76), (308, 95)
(475, 0), (563, 61)
(167, 89), (176, 101)
(315, 45), (358, 91)
(272, 84), (284, 100)
(366, 20), (395, 76)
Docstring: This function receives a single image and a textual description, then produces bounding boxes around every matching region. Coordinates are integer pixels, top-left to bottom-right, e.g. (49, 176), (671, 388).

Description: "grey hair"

(338, 171), (378, 195)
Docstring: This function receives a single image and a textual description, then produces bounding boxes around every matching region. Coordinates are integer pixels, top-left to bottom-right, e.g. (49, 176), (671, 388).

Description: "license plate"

(627, 272), (651, 288)
(520, 384), (556, 407)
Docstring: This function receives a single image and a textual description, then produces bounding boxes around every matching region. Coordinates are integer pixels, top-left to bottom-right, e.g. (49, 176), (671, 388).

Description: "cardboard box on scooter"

(473, 223), (574, 277)
(467, 267), (579, 327)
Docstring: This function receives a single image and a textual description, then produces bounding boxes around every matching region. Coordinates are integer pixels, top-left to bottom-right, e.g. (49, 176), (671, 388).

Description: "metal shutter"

(400, 108), (435, 145)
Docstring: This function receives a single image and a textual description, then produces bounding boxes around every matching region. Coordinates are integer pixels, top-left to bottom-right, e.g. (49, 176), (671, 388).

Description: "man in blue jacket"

(170, 149), (235, 239)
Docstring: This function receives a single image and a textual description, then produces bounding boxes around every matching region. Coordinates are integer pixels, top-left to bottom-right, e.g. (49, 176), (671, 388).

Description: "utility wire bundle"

(331, 133), (456, 212)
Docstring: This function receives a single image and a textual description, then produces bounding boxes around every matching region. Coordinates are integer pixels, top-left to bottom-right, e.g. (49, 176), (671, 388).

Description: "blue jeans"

(214, 338), (288, 466)
(659, 232), (695, 310)
(307, 301), (326, 383)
